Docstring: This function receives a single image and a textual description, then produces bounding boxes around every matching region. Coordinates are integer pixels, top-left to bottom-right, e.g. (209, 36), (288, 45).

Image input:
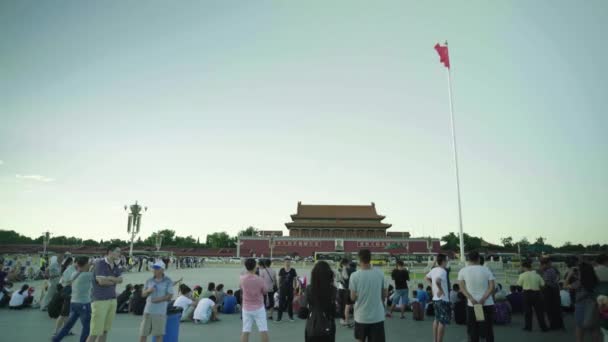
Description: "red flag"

(434, 43), (450, 68)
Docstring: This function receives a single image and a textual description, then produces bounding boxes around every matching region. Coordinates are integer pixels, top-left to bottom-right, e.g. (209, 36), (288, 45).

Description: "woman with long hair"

(305, 261), (337, 342)
(574, 262), (601, 342)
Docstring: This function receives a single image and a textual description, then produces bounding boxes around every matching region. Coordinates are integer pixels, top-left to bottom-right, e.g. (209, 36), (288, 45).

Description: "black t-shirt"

(391, 269), (410, 290)
(279, 268), (297, 291)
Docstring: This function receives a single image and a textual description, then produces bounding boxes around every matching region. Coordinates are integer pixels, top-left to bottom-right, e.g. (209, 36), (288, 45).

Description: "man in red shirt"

(240, 258), (269, 342)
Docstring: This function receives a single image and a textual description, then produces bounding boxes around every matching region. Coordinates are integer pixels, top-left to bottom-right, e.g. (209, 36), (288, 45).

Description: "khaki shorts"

(90, 299), (117, 336)
(140, 314), (167, 337)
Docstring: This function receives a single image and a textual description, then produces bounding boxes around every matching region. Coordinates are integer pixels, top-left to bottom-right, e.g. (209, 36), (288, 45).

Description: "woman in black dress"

(305, 261), (337, 342)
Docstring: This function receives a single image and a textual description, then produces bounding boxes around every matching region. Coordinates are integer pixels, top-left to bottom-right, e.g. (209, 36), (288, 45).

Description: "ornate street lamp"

(125, 201), (148, 258)
(155, 233), (163, 252)
(42, 230), (51, 255)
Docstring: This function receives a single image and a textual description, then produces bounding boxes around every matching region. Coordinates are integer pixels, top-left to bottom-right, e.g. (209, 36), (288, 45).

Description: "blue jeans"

(53, 302), (91, 342)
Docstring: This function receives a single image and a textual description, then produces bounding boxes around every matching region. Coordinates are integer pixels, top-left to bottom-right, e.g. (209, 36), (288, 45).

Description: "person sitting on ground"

(202, 283), (216, 299)
(117, 284), (134, 313)
(222, 289), (238, 314)
(193, 286), (202, 300)
(9, 284), (34, 309)
(193, 295), (219, 324)
(494, 283), (508, 302)
(0, 281), (13, 308)
(215, 284), (226, 311)
(130, 284), (147, 316)
(174, 284), (198, 322)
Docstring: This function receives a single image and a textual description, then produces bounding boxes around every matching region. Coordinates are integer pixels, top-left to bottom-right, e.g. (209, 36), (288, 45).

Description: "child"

(411, 290), (424, 321)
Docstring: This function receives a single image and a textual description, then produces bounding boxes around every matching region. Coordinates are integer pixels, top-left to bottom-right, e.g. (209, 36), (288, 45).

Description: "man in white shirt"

(425, 254), (450, 342)
(458, 251), (496, 342)
(174, 285), (197, 321)
(193, 295), (218, 323)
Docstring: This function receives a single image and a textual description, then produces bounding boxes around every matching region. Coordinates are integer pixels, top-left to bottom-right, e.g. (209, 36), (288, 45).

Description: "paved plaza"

(0, 266), (576, 342)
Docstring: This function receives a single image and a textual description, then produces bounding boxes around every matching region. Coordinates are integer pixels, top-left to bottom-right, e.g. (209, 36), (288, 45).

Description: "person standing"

(594, 254), (608, 341)
(87, 245), (123, 342)
(55, 257), (76, 336)
(259, 259), (278, 320)
(350, 249), (386, 342)
(139, 261), (173, 342)
(425, 254), (451, 342)
(240, 258), (269, 342)
(387, 260), (409, 319)
(517, 260), (548, 332)
(41, 256), (61, 311)
(337, 258), (355, 327)
(305, 261), (337, 342)
(53, 257), (94, 342)
(540, 258), (565, 330)
(573, 262), (602, 342)
(276, 257), (297, 322)
(458, 251), (496, 342)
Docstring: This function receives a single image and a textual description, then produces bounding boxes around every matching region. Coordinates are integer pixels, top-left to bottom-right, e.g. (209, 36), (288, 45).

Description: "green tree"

(535, 237), (546, 246)
(206, 232), (236, 248)
(501, 236), (514, 249)
(239, 226), (259, 237)
(0, 230), (35, 244)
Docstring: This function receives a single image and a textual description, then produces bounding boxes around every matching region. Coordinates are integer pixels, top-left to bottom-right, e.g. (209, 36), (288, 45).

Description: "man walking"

(276, 257), (297, 322)
(87, 245), (123, 342)
(517, 260), (548, 332)
(458, 251), (496, 342)
(387, 260), (409, 319)
(139, 261), (173, 342)
(425, 254), (450, 342)
(53, 257), (93, 342)
(240, 258), (269, 342)
(350, 249), (386, 342)
(540, 258), (564, 330)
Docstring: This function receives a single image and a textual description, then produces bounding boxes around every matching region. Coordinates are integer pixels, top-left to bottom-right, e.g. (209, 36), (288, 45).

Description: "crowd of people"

(1, 247), (608, 342)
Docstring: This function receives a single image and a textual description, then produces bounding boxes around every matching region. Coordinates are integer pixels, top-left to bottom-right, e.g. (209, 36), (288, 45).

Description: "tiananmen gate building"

(237, 202), (441, 258)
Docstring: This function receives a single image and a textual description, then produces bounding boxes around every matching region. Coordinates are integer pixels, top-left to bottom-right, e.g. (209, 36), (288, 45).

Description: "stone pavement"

(0, 305), (575, 342)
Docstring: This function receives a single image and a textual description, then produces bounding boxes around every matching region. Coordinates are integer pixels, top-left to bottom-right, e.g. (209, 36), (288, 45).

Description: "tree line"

(0, 226), (260, 249)
(440, 232), (608, 254)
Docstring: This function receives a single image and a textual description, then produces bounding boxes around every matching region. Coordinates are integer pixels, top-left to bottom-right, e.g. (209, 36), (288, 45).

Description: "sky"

(1, 0), (607, 246)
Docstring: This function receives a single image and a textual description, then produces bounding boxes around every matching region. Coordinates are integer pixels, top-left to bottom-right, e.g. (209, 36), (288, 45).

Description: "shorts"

(340, 289), (353, 306)
(433, 300), (451, 325)
(392, 289), (409, 306)
(265, 291), (275, 310)
(90, 299), (117, 336)
(242, 307), (268, 333)
(139, 314), (167, 336)
(61, 296), (71, 316)
(354, 321), (385, 342)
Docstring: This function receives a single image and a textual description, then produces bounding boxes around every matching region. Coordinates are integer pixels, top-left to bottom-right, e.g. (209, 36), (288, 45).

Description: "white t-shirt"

(457, 265), (496, 306)
(173, 295), (194, 311)
(9, 291), (26, 307)
(560, 290), (571, 307)
(193, 298), (215, 321)
(426, 267), (449, 302)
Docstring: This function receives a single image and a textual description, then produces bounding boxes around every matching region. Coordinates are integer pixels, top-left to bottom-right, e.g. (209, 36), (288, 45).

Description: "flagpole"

(445, 43), (466, 262)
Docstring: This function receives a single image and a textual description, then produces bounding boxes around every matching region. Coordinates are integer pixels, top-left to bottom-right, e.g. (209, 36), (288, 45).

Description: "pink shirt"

(239, 273), (268, 311)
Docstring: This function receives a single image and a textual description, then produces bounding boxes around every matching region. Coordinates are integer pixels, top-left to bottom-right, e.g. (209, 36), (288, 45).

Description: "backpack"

(412, 301), (424, 321)
(47, 288), (64, 319)
(494, 302), (511, 325)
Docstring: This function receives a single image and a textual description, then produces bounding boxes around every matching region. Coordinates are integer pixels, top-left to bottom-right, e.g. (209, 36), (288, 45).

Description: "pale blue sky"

(1, 1), (606, 245)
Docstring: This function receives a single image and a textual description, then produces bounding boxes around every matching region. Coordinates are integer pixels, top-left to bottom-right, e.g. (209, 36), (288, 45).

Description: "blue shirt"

(417, 290), (429, 307)
(92, 259), (122, 301)
(143, 276), (174, 315)
(222, 295), (237, 314)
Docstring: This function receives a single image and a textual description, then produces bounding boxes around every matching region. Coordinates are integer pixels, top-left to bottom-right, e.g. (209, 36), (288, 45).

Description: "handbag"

(305, 310), (335, 337)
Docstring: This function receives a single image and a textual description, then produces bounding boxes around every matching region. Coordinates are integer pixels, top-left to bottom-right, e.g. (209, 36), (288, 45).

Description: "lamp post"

(155, 233), (163, 252)
(269, 235), (276, 260)
(125, 201), (148, 258)
(42, 230), (51, 255)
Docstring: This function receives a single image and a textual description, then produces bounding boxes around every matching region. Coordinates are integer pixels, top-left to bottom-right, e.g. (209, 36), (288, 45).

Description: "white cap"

(152, 261), (165, 270)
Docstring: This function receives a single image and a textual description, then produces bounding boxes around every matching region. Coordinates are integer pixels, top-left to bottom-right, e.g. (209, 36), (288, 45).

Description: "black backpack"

(48, 285), (65, 319)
